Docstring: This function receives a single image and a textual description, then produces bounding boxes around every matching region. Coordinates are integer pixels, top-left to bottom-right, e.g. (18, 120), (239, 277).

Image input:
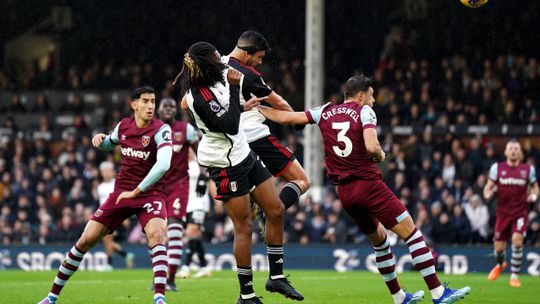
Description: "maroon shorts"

(91, 190), (167, 232)
(493, 213), (528, 241)
(337, 179), (408, 235)
(165, 179), (189, 220)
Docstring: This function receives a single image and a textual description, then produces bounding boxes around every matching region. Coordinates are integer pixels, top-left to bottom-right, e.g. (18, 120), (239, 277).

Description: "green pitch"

(1, 270), (537, 303)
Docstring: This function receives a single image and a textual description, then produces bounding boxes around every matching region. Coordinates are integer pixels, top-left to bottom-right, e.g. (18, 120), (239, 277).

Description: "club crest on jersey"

(230, 181), (238, 192)
(141, 135), (150, 147)
(209, 101), (221, 113)
(121, 135), (126, 141)
(174, 132), (183, 142)
(520, 170), (527, 178)
(94, 209), (103, 217)
(502, 170), (507, 176)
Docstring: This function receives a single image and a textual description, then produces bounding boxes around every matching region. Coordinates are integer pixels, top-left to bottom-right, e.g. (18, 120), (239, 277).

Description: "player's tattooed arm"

(257, 106), (310, 125)
(528, 182), (539, 203)
(363, 128), (385, 163)
(483, 179), (496, 200)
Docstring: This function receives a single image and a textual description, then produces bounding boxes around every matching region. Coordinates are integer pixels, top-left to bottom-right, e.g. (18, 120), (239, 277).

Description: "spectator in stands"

(463, 194), (489, 243)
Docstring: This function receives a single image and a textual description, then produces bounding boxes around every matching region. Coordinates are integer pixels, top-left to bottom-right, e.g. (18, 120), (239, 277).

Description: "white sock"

(431, 285), (445, 299)
(154, 293), (165, 299)
(511, 273), (519, 280)
(392, 289), (406, 304)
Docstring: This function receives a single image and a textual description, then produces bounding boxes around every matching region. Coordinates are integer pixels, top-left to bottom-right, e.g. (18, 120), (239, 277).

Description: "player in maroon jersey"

(38, 86), (173, 304)
(257, 75), (471, 304)
(483, 139), (538, 287)
(157, 97), (201, 290)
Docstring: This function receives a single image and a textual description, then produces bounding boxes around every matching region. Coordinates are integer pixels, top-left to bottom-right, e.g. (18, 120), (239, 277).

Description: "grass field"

(1, 269), (538, 303)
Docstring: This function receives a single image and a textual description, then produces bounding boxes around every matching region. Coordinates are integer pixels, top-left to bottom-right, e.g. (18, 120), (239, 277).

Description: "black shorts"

(208, 151), (272, 201)
(249, 135), (295, 176)
(186, 210), (206, 226)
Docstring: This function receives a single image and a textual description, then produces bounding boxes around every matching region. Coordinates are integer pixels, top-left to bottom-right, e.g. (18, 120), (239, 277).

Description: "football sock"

(391, 290), (406, 304)
(511, 246), (523, 277)
(279, 182), (302, 210)
(373, 236), (401, 295)
(495, 249), (506, 266)
(167, 223), (183, 282)
(194, 239), (207, 267)
(237, 265), (256, 299)
(405, 228), (443, 299)
(267, 245), (285, 279)
(50, 245), (86, 298)
(182, 238), (196, 267)
(151, 244), (168, 295)
(116, 249), (127, 257)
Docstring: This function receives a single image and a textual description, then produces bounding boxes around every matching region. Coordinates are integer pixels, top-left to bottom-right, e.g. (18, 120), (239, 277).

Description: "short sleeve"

(489, 163), (498, 182)
(154, 124), (173, 149)
(110, 122), (121, 144)
(360, 106), (377, 129)
(186, 123), (199, 143)
(305, 104), (328, 124)
(530, 165), (537, 184)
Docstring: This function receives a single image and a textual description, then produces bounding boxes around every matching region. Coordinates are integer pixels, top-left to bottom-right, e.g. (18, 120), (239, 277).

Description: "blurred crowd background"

(1, 1), (540, 248)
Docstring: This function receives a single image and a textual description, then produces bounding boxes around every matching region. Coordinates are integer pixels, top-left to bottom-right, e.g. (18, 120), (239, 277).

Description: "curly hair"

(173, 41), (226, 96)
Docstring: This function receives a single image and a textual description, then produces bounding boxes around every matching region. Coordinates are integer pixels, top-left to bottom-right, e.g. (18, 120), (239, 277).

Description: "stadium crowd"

(1, 52), (540, 248)
(0, 50), (540, 249)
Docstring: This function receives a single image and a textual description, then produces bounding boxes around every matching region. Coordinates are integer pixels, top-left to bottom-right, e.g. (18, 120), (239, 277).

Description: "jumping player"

(176, 41), (303, 304)
(483, 139), (538, 287)
(257, 75), (471, 304)
(224, 31), (310, 214)
(37, 86), (172, 304)
(157, 97), (200, 291)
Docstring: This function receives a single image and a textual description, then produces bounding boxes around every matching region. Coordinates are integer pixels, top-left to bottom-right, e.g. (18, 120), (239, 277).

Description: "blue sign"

(1, 244), (539, 275)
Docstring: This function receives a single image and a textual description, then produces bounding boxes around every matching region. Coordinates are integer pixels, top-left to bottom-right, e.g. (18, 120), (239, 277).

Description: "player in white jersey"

(175, 41), (303, 304)
(225, 31), (310, 228)
(177, 153), (212, 279)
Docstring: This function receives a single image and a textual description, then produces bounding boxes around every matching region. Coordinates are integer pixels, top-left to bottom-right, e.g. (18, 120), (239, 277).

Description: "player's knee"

(77, 235), (97, 252)
(148, 228), (167, 244)
(300, 176), (311, 193)
(234, 219), (252, 236)
(265, 203), (285, 223)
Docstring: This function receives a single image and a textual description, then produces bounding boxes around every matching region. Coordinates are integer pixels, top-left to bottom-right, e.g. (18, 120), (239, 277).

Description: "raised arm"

(257, 105), (310, 125)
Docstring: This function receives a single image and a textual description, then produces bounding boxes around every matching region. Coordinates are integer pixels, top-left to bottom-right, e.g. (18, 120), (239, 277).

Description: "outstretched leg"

(38, 220), (108, 304)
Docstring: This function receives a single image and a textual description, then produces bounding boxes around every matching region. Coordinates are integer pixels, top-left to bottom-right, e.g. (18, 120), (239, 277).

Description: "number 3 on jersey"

(332, 121), (353, 157)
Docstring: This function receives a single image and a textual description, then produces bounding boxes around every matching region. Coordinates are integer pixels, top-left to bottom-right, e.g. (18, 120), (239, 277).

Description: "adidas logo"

(275, 258), (284, 264)
(244, 281), (253, 287)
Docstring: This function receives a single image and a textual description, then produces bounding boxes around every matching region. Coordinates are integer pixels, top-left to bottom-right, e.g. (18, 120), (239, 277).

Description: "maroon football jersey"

(494, 162), (532, 216)
(306, 102), (382, 184)
(115, 117), (169, 194)
(163, 121), (190, 184)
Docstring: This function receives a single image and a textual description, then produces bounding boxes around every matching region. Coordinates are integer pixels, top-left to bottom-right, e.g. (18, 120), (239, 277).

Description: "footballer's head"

(174, 41), (226, 96)
(131, 86), (156, 122)
(504, 139), (523, 163)
(343, 74), (375, 107)
(158, 97), (177, 124)
(236, 31), (270, 67)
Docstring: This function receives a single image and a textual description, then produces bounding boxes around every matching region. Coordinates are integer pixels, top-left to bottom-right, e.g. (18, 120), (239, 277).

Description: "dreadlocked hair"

(173, 41), (226, 96)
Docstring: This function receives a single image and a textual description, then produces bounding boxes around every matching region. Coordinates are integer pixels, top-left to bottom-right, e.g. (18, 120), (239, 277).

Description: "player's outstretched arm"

(363, 128), (385, 162)
(257, 105), (309, 125)
(266, 91), (294, 112)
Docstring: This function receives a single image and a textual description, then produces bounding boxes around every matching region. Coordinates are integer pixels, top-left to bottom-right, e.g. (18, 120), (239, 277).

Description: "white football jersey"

(97, 179), (115, 205)
(187, 158), (210, 213)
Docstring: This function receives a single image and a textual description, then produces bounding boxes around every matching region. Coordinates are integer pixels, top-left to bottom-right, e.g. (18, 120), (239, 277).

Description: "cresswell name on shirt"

(321, 107), (359, 122)
(121, 147), (151, 160)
